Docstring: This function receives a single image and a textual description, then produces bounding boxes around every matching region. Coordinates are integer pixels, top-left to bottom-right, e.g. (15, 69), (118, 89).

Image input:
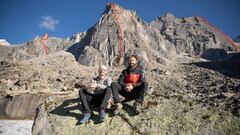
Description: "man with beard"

(111, 55), (148, 115)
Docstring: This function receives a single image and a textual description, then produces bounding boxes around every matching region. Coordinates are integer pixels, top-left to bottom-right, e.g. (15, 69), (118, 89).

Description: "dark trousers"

(111, 82), (148, 104)
(79, 87), (111, 113)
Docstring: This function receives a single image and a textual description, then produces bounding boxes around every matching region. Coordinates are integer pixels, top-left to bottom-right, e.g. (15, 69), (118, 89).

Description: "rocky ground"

(30, 52), (240, 135)
(0, 50), (239, 134)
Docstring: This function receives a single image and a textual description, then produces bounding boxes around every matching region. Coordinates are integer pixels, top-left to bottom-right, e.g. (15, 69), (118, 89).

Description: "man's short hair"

(99, 65), (107, 71)
(128, 54), (138, 61)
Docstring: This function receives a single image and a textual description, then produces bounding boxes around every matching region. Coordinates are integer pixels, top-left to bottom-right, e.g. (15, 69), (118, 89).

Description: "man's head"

(98, 65), (107, 79)
(128, 55), (138, 68)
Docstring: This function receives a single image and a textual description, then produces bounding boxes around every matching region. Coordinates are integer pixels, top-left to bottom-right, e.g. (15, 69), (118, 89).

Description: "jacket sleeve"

(106, 77), (112, 86)
(132, 69), (145, 88)
(118, 70), (126, 87)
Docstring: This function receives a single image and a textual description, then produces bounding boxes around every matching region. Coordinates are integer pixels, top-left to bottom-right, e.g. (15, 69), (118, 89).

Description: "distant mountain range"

(1, 4), (239, 65)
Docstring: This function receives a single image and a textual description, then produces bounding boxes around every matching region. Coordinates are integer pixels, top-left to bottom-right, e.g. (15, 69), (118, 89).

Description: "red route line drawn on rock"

(196, 16), (240, 52)
(108, 3), (124, 66)
(39, 33), (49, 55)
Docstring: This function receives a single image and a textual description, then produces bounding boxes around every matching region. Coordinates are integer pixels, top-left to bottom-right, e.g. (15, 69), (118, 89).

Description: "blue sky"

(0, 0), (240, 44)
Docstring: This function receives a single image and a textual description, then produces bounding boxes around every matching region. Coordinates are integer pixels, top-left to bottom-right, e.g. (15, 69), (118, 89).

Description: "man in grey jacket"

(79, 65), (112, 123)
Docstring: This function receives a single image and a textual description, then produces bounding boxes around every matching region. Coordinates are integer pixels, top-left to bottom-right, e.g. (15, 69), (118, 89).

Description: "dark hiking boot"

(133, 102), (141, 115)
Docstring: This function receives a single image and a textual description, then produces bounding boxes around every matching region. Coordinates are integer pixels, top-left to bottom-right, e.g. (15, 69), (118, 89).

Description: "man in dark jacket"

(111, 55), (148, 115)
(79, 65), (112, 123)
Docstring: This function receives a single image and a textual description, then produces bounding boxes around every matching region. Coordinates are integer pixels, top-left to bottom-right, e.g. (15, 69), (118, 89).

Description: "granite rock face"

(2, 37), (75, 63)
(66, 4), (237, 67)
(150, 13), (237, 58)
(67, 3), (171, 67)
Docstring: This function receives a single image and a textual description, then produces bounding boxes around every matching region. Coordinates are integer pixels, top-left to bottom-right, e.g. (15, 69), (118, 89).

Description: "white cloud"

(39, 16), (59, 30)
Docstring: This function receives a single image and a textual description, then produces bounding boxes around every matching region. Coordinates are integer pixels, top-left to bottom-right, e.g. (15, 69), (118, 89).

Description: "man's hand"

(86, 83), (97, 90)
(124, 85), (131, 92)
(125, 84), (133, 92)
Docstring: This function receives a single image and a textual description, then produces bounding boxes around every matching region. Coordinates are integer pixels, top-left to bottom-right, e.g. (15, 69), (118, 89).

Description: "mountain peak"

(102, 3), (125, 15)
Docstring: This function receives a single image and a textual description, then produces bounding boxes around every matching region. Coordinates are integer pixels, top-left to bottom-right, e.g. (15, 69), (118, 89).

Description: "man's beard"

(130, 63), (137, 68)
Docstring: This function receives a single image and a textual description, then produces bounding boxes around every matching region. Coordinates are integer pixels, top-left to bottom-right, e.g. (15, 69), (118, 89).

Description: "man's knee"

(79, 88), (86, 97)
(79, 89), (82, 95)
(111, 82), (118, 88)
(105, 87), (112, 94)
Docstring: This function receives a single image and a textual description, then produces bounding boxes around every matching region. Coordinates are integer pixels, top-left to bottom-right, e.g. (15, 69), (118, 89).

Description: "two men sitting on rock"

(79, 55), (148, 123)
